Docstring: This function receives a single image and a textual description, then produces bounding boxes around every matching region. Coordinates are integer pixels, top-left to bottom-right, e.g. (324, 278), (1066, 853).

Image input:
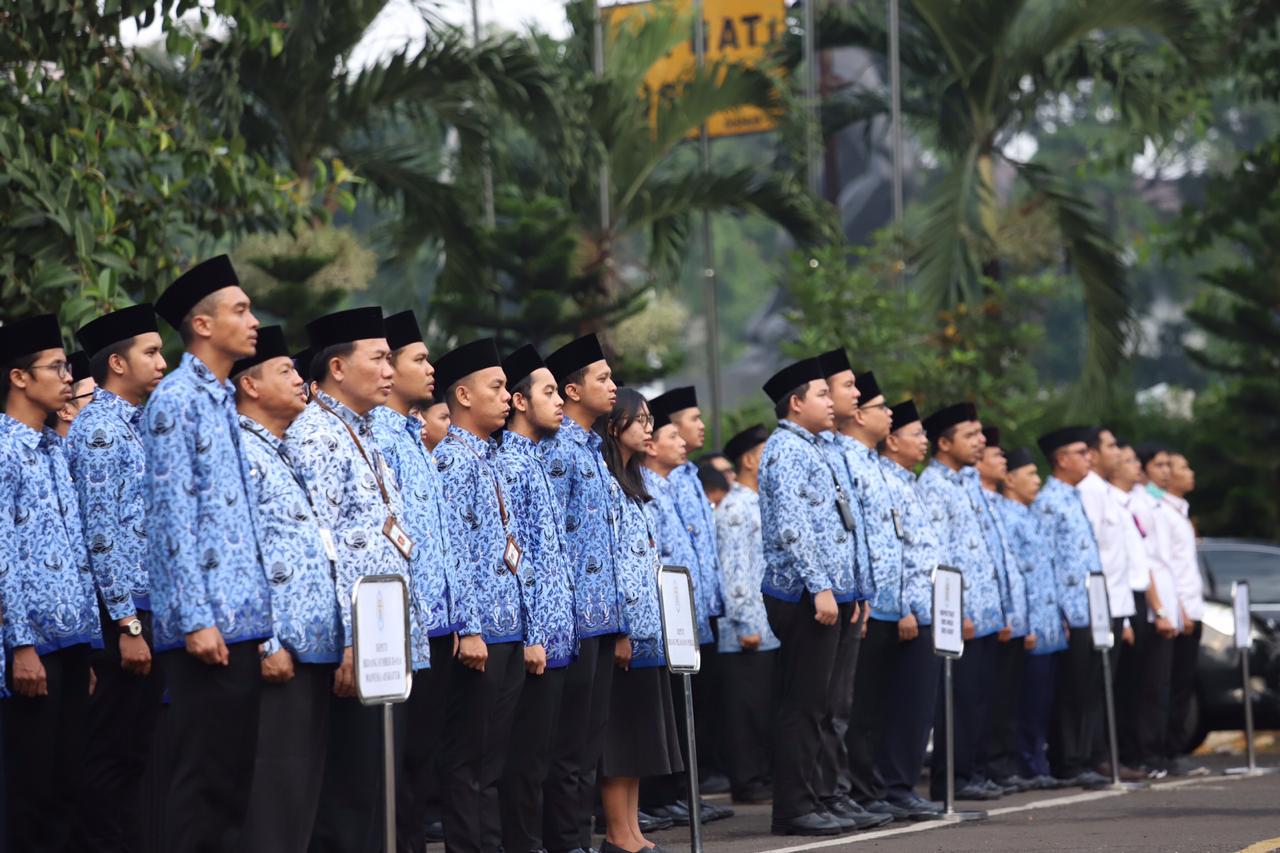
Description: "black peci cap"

(231, 325), (291, 378)
(854, 370), (882, 403)
(889, 399), (920, 430)
(1037, 425), (1093, 461)
(763, 358), (825, 405)
(922, 402), (979, 438)
(817, 347), (851, 377)
(723, 424), (770, 463)
(293, 348), (314, 384)
(649, 386), (698, 417)
(1006, 446), (1037, 471)
(502, 344), (545, 389)
(69, 351), (91, 384)
(306, 307), (386, 352)
(983, 425), (1001, 448)
(0, 314), (63, 362)
(76, 304), (158, 358)
(435, 338), (502, 393)
(384, 310), (424, 352)
(545, 334), (606, 384)
(155, 255), (240, 329)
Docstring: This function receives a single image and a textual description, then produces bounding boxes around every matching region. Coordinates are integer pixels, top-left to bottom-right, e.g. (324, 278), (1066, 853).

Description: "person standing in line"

(916, 403), (1006, 802)
(713, 424), (780, 806)
(0, 314), (103, 852)
(421, 397), (451, 452)
(538, 334), (625, 853)
(1162, 451), (1208, 776)
(496, 345), (578, 853)
(67, 304), (167, 851)
(433, 338), (527, 853)
(232, 326), (343, 853)
(47, 350), (96, 438)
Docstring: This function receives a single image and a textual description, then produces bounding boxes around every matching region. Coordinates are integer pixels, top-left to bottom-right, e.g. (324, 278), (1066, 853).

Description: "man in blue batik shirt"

(1034, 426), (1109, 789)
(916, 402), (1007, 804)
(144, 256), (274, 850)
(496, 344), (578, 853)
(0, 314), (103, 853)
(67, 303), (167, 850)
(374, 310), (459, 851)
(232, 326), (341, 852)
(433, 338), (528, 853)
(540, 334), (624, 853)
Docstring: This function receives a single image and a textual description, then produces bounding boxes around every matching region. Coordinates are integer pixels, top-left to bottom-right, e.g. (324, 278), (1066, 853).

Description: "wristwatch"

(122, 618), (143, 637)
(1155, 607), (1168, 620)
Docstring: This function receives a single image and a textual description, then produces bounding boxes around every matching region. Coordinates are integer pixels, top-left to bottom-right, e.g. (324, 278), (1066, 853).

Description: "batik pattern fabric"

(498, 430), (577, 669)
(434, 425), (525, 644)
(614, 490), (667, 667)
(142, 353), (271, 652)
(879, 455), (942, 626)
(66, 387), (150, 620)
(713, 483), (779, 653)
(1031, 476), (1103, 630)
(997, 496), (1068, 655)
(641, 466), (714, 645)
(915, 459), (1004, 637)
(842, 436), (907, 617)
(670, 462), (725, 622)
(818, 432), (869, 602)
(239, 415), (342, 664)
(539, 416), (623, 638)
(963, 469), (1027, 637)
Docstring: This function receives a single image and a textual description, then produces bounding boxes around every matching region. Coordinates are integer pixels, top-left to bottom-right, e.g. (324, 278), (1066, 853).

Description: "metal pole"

(1102, 650), (1122, 786)
(471, 0), (496, 229)
(593, 1), (610, 233)
(802, 0), (820, 197)
(944, 656), (955, 815)
(683, 674), (704, 852)
(383, 704), (396, 853)
(887, 0), (904, 225)
(693, 0), (722, 448)
(1242, 650), (1256, 773)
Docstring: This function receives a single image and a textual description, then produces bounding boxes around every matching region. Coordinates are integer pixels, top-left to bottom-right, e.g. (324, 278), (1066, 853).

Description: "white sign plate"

(1087, 572), (1113, 650)
(352, 574), (412, 705)
(658, 565), (701, 674)
(932, 565), (964, 658)
(1233, 580), (1252, 651)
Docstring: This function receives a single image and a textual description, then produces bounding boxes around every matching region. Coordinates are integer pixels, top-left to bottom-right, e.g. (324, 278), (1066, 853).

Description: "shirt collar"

(93, 387), (142, 428)
(929, 457), (967, 485)
(1164, 493), (1189, 515)
(501, 430), (540, 456)
(0, 414), (44, 450)
(558, 415), (601, 450)
(779, 419), (821, 447)
(181, 352), (233, 404)
(1146, 482), (1166, 500)
(315, 387), (375, 438)
(881, 455), (914, 483)
(238, 414), (283, 451)
(447, 424), (497, 460)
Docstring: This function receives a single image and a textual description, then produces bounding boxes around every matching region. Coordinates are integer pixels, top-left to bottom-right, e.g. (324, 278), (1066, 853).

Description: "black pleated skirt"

(602, 664), (684, 778)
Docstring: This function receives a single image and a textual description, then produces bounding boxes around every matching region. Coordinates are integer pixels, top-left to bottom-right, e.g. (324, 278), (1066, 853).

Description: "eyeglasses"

(635, 414), (655, 427)
(28, 361), (71, 379)
(860, 401), (889, 413)
(71, 390), (95, 402)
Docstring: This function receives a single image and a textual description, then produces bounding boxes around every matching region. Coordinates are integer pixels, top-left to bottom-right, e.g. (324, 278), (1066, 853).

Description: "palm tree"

(786, 0), (1204, 393)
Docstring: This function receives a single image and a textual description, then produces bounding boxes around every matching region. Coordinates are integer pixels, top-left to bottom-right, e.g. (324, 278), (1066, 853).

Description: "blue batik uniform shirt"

(142, 353), (272, 652)
(540, 416), (623, 638)
(498, 430), (577, 669)
(821, 432), (876, 601)
(670, 462), (725, 624)
(0, 417), (102, 658)
(435, 425), (526, 644)
(758, 420), (854, 603)
(916, 459), (1004, 637)
(1032, 476), (1102, 630)
(964, 469), (1028, 638)
(642, 466), (714, 644)
(997, 496), (1067, 654)
(713, 483), (779, 653)
(239, 415), (342, 664)
(285, 388), (422, 665)
(879, 455), (942, 625)
(66, 387), (150, 620)
(840, 436), (905, 618)
(616, 491), (667, 667)
(372, 406), (460, 639)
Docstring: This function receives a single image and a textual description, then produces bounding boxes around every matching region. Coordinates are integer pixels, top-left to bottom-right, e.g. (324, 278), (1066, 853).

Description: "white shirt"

(1079, 472), (1136, 618)
(1130, 485), (1182, 631)
(1163, 493), (1205, 621)
(1112, 485), (1150, 593)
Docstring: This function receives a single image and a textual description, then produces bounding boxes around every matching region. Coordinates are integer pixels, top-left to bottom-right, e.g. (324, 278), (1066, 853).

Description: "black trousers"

(397, 633), (455, 851)
(155, 641), (262, 853)
(640, 641), (718, 808)
(846, 618), (899, 804)
(764, 594), (841, 821)
(240, 661), (333, 853)
(878, 626), (941, 800)
(1049, 627), (1101, 779)
(1139, 630), (1175, 767)
(929, 633), (996, 799)
(1017, 653), (1057, 778)
(692, 641), (722, 777)
(542, 634), (615, 853)
(1117, 593), (1151, 767)
(439, 639), (525, 853)
(3, 643), (92, 853)
(79, 610), (165, 853)
(983, 637), (1027, 781)
(1167, 622), (1202, 759)
(718, 649), (777, 797)
(501, 664), (568, 853)
(816, 603), (859, 803)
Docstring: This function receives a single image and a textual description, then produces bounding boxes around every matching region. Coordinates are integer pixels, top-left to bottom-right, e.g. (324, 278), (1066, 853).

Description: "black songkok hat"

(545, 334), (606, 384)
(69, 351), (91, 384)
(922, 402), (978, 438)
(983, 425), (1001, 448)
(502, 344), (545, 389)
(763, 358), (825, 405)
(435, 338), (502, 393)
(0, 314), (63, 362)
(76, 304), (158, 358)
(723, 424), (770, 463)
(293, 348), (314, 384)
(306, 307), (386, 351)
(384, 310), (424, 352)
(231, 325), (290, 378)
(649, 395), (675, 432)
(1006, 446), (1037, 471)
(1037, 425), (1092, 461)
(889, 399), (920, 430)
(855, 370), (882, 403)
(155, 255), (240, 329)
(817, 347), (851, 377)
(650, 386), (698, 418)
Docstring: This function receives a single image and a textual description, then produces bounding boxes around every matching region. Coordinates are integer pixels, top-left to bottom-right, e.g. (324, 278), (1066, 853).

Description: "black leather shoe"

(424, 820), (445, 842)
(637, 810), (673, 833)
(995, 774), (1035, 793)
(646, 802), (690, 827)
(1073, 770), (1110, 789)
(886, 792), (944, 820)
(770, 811), (846, 836)
(600, 842), (645, 853)
(955, 782), (1002, 801)
(865, 798), (911, 820)
(675, 799), (733, 823)
(699, 771), (731, 794)
(825, 796), (891, 829)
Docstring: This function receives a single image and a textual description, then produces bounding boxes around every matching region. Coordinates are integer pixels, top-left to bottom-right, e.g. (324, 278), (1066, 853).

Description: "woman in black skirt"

(598, 389), (683, 853)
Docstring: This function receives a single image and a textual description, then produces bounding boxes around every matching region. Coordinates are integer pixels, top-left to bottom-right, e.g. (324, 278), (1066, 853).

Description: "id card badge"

(503, 534), (523, 575)
(318, 527), (339, 562)
(835, 495), (857, 533)
(891, 508), (905, 541)
(383, 516), (415, 559)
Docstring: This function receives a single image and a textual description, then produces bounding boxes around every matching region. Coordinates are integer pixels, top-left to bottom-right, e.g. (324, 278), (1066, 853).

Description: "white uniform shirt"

(1131, 485), (1182, 631)
(1079, 472), (1136, 618)
(1163, 493), (1205, 622)
(1112, 483), (1150, 593)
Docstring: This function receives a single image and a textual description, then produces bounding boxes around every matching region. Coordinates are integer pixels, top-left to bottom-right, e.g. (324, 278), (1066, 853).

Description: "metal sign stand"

(932, 566), (985, 822)
(658, 565), (705, 852)
(1225, 581), (1277, 777)
(1087, 574), (1147, 791)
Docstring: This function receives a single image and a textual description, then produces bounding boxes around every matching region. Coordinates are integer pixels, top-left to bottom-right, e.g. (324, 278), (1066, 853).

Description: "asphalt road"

(641, 751), (1280, 853)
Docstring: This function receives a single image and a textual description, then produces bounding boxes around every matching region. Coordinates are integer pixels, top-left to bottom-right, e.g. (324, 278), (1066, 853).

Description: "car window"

(1201, 547), (1280, 602)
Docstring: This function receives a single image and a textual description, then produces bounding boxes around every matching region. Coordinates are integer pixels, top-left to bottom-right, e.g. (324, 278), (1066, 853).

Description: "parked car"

(1182, 538), (1280, 751)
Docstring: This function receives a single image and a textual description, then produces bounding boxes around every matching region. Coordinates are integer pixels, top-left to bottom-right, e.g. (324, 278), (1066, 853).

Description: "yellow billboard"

(606, 0), (787, 138)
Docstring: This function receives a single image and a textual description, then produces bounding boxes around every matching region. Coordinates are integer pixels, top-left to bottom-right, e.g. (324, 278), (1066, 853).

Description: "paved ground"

(638, 737), (1280, 853)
